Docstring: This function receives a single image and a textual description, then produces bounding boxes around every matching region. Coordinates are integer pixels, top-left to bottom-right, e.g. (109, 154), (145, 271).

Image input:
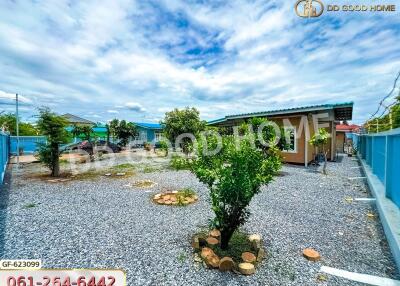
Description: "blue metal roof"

(134, 122), (163, 129)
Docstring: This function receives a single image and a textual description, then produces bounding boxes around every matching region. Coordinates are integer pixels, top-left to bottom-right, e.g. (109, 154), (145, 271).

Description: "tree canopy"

(162, 107), (206, 153)
(0, 113), (38, 135)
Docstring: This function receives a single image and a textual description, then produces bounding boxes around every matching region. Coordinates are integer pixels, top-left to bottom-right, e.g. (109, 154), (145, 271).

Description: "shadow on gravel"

(0, 165), (12, 258)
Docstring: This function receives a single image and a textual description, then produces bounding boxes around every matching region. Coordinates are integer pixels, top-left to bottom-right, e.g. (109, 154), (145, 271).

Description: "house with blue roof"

(134, 122), (163, 144)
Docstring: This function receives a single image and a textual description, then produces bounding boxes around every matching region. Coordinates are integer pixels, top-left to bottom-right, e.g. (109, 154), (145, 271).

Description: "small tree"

(192, 131), (281, 249)
(109, 118), (120, 141)
(115, 120), (137, 146)
(310, 128), (330, 175)
(162, 107), (206, 155)
(35, 108), (69, 177)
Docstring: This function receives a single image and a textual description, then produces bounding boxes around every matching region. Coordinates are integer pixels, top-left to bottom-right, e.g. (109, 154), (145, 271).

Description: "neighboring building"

(336, 123), (360, 153)
(134, 122), (163, 144)
(62, 113), (95, 126)
(208, 102), (354, 166)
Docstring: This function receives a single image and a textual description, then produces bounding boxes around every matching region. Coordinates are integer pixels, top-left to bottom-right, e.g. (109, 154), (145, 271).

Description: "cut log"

(163, 194), (171, 201)
(201, 247), (215, 259)
(157, 199), (165, 204)
(205, 254), (220, 268)
(209, 229), (221, 239)
(241, 252), (256, 263)
(219, 257), (235, 272)
(206, 237), (219, 246)
(303, 248), (321, 262)
(192, 236), (200, 250)
(238, 262), (255, 275)
(164, 200), (172, 205)
(256, 248), (266, 262)
(154, 194), (161, 200)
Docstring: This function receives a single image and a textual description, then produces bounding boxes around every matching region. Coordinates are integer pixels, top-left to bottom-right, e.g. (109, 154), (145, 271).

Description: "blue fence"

(355, 128), (400, 208)
(0, 132), (10, 183)
(10, 136), (46, 155)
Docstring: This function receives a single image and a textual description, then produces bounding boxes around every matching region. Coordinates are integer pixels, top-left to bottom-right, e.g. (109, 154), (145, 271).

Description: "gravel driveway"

(0, 155), (398, 285)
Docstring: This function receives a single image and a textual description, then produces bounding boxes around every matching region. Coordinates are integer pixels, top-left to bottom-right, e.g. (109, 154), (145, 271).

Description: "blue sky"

(0, 0), (399, 124)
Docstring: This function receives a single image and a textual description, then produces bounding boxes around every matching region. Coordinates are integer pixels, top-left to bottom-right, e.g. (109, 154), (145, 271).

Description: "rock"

(206, 237), (219, 246)
(303, 248), (321, 262)
(104, 173), (112, 176)
(116, 172), (125, 176)
(154, 194), (161, 200)
(201, 247), (215, 259)
(238, 262), (255, 275)
(219, 257), (235, 272)
(241, 252), (256, 263)
(171, 190), (178, 194)
(193, 253), (202, 263)
(256, 248), (266, 262)
(209, 229), (221, 239)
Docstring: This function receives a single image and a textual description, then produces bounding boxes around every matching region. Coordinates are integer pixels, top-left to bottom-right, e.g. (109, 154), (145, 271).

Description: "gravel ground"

(0, 154), (398, 285)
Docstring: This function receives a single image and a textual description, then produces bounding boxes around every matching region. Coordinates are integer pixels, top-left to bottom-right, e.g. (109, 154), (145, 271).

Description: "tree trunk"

(52, 143), (60, 177)
(220, 228), (235, 250)
(323, 150), (328, 175)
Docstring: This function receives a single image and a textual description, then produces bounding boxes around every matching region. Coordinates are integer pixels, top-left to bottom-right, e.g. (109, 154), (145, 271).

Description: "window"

(155, 132), (163, 142)
(282, 127), (297, 153)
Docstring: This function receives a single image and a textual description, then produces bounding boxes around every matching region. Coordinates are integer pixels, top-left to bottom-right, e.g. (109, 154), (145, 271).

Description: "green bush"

(169, 154), (191, 170)
(191, 132), (281, 249)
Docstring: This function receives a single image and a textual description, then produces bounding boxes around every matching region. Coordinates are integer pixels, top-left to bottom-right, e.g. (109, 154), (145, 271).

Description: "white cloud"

(107, 110), (119, 114)
(125, 102), (146, 113)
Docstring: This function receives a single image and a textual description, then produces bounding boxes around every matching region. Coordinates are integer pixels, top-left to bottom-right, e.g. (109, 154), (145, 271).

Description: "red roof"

(336, 124), (360, 132)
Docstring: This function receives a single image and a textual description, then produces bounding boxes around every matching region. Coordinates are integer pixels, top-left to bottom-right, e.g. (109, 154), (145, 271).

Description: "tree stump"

(241, 252), (256, 263)
(206, 237), (219, 246)
(238, 262), (255, 275)
(209, 229), (221, 239)
(303, 248), (321, 262)
(219, 257), (235, 272)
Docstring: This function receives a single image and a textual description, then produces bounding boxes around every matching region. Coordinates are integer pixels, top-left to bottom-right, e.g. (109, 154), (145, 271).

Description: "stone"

(238, 262), (255, 275)
(256, 248), (266, 262)
(241, 252), (256, 263)
(193, 253), (202, 263)
(206, 237), (219, 246)
(209, 229), (221, 239)
(116, 172), (126, 176)
(303, 248), (321, 262)
(154, 194), (161, 200)
(219, 257), (235, 272)
(104, 173), (112, 176)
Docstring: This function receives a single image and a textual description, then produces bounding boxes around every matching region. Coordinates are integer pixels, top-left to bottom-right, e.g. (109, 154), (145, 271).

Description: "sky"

(0, 0), (399, 124)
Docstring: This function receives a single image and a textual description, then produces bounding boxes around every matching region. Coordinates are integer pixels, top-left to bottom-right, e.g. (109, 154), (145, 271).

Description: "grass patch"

(177, 252), (187, 263)
(195, 230), (253, 262)
(169, 154), (191, 170)
(112, 163), (136, 170)
(132, 180), (156, 188)
(143, 165), (158, 173)
(23, 203), (37, 209)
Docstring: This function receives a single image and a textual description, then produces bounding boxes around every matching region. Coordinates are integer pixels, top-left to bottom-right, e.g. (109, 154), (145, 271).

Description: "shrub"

(169, 154), (191, 170)
(35, 108), (69, 177)
(310, 128), (330, 174)
(191, 133), (281, 249)
(159, 140), (169, 156)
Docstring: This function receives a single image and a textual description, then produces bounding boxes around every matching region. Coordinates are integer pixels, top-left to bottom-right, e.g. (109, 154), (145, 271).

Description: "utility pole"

(16, 93), (19, 166)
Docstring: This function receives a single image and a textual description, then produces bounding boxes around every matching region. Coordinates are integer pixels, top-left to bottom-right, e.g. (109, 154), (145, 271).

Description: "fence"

(10, 136), (46, 155)
(355, 128), (400, 208)
(0, 132), (10, 184)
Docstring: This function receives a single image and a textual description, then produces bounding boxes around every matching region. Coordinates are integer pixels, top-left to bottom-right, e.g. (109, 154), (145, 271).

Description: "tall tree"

(35, 108), (69, 177)
(162, 107), (206, 154)
(115, 120), (137, 146)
